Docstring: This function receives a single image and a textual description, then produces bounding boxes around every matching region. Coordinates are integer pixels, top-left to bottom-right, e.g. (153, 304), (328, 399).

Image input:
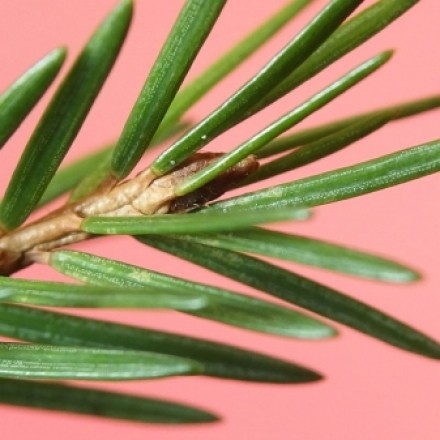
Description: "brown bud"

(169, 154), (259, 213)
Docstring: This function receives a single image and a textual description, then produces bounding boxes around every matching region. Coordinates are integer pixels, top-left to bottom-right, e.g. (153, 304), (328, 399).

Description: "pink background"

(1, 0), (439, 438)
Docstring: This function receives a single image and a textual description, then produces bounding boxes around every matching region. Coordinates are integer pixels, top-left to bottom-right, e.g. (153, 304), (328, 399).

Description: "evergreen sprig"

(0, 0), (438, 426)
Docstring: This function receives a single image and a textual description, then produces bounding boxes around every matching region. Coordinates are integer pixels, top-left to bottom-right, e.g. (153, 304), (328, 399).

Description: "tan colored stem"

(0, 153), (258, 276)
